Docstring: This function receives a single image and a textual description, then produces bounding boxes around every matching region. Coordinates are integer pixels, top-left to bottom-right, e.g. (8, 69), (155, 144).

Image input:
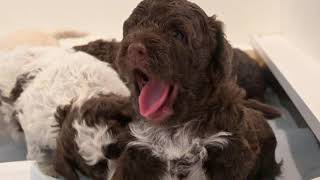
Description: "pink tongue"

(138, 79), (170, 120)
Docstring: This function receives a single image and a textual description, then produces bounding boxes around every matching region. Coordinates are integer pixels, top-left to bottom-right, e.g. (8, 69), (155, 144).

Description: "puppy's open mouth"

(134, 69), (178, 123)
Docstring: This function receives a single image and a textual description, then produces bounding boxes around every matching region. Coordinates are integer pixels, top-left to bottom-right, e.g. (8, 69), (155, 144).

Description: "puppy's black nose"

(128, 43), (147, 61)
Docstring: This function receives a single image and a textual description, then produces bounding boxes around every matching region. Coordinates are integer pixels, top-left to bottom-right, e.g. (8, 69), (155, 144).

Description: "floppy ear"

(54, 104), (72, 128)
(73, 39), (120, 66)
(118, 96), (135, 125)
(105, 96), (134, 127)
(207, 16), (233, 83)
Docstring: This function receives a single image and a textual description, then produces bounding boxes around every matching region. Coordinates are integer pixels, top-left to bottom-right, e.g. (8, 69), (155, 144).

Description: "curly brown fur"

(232, 48), (266, 101)
(73, 39), (281, 119)
(243, 99), (281, 119)
(113, 0), (281, 179)
(231, 49), (281, 119)
(54, 93), (133, 180)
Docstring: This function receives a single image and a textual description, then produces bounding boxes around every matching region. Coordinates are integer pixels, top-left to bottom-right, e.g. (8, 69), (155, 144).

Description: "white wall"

(0, 0), (141, 40)
(280, 0), (320, 61)
(0, 0), (281, 47)
(192, 0), (281, 47)
(2, 0), (318, 57)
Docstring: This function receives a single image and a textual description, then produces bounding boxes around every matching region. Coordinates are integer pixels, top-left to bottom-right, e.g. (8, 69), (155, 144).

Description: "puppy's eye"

(173, 30), (184, 41)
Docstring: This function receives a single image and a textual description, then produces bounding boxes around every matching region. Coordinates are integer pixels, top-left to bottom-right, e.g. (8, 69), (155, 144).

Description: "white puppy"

(0, 47), (129, 163)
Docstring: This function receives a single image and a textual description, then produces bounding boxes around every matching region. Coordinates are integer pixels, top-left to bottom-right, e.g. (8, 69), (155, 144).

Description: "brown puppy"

(113, 0), (281, 179)
(74, 41), (266, 101)
(232, 48), (266, 102)
(54, 93), (133, 180)
(74, 42), (280, 119)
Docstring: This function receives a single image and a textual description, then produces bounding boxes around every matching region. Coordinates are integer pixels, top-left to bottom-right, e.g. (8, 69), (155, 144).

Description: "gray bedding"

(0, 88), (319, 180)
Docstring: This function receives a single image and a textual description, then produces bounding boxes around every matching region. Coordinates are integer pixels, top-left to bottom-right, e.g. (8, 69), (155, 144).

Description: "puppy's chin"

(133, 69), (178, 124)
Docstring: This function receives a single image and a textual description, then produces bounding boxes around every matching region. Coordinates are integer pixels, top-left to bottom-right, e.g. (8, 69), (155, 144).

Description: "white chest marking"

(73, 120), (113, 166)
(128, 121), (232, 180)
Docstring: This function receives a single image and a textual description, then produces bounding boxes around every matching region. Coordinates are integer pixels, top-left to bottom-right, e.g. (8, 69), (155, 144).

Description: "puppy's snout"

(128, 43), (147, 61)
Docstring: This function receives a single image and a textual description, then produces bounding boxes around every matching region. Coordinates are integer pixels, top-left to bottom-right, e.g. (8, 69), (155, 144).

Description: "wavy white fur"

(73, 120), (112, 166)
(0, 48), (37, 96)
(0, 47), (77, 97)
(129, 120), (232, 180)
(11, 47), (129, 160)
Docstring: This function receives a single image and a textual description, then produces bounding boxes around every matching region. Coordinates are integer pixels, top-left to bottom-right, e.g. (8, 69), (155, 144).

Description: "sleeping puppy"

(7, 47), (129, 176)
(54, 93), (133, 180)
(112, 0), (281, 180)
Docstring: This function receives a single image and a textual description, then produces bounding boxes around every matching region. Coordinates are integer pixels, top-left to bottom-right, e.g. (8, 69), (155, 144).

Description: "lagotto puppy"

(113, 0), (281, 179)
(74, 40), (281, 119)
(54, 93), (133, 180)
(232, 48), (266, 102)
(6, 47), (129, 172)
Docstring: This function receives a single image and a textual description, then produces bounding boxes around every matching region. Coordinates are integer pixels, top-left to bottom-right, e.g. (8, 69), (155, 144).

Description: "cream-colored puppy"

(0, 30), (87, 51)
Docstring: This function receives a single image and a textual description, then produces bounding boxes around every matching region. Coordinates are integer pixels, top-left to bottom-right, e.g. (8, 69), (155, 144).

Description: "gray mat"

(0, 88), (319, 180)
(265, 88), (320, 180)
(0, 134), (26, 162)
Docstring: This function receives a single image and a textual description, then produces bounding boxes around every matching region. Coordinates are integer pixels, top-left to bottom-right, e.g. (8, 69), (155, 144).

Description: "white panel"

(192, 0), (281, 47)
(252, 34), (320, 141)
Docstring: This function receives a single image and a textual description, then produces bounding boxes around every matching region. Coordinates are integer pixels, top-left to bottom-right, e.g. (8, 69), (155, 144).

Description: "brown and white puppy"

(112, 0), (281, 179)
(0, 47), (130, 178)
(54, 93), (133, 180)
